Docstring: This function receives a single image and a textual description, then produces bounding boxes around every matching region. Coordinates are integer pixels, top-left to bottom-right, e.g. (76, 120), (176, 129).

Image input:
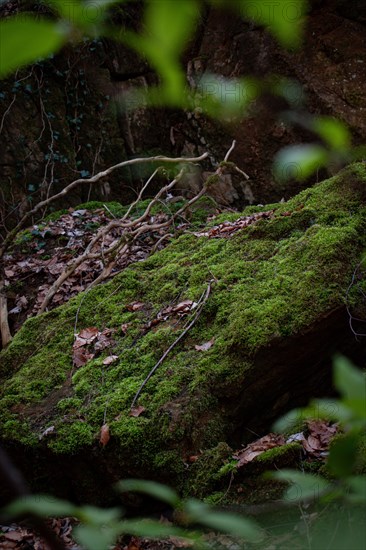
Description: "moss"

(1, 163), (366, 497)
(48, 421), (94, 454)
(254, 442), (302, 468)
(186, 442), (232, 498)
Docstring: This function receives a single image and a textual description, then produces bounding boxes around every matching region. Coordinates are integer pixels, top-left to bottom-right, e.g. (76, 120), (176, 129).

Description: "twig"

(37, 170), (186, 314)
(223, 139), (250, 179)
(234, 165), (250, 180)
(130, 280), (213, 409)
(122, 167), (160, 221)
(224, 139), (236, 162)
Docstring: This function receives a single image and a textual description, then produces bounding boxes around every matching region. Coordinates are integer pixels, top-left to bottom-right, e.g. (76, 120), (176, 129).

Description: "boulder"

(1, 164), (366, 504)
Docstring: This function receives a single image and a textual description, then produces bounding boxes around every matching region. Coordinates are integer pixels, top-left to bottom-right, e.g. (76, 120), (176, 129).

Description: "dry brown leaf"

(73, 347), (95, 367)
(3, 532), (23, 542)
(100, 423), (110, 447)
(4, 269), (15, 277)
(78, 326), (99, 342)
(233, 433), (285, 468)
(126, 301), (145, 311)
(102, 355), (119, 365)
(195, 337), (215, 351)
(129, 405), (146, 417)
(168, 536), (194, 548)
(174, 300), (197, 313)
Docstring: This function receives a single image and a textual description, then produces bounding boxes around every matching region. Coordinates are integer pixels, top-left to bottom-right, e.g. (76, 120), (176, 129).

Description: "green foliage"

(272, 357), (366, 507)
(0, 16), (66, 77)
(3, 483), (263, 549)
(234, 0), (308, 48)
(1, 0), (362, 181)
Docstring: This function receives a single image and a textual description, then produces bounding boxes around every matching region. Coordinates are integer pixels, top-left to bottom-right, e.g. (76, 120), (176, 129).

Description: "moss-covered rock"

(2, 163), (366, 503)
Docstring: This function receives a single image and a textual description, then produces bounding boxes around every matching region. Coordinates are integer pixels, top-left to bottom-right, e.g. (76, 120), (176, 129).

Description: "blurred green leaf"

(334, 356), (366, 419)
(274, 399), (352, 433)
(345, 476), (366, 504)
(117, 479), (180, 507)
(46, 0), (118, 27)
(184, 499), (263, 542)
(0, 16), (67, 78)
(118, 518), (196, 541)
(77, 504), (122, 525)
(73, 524), (120, 550)
(228, 0), (308, 49)
(145, 0), (199, 57)
(270, 470), (330, 502)
(313, 117), (351, 151)
(327, 433), (360, 478)
(273, 144), (328, 181)
(5, 494), (77, 518)
(122, 0), (199, 103)
(195, 74), (258, 119)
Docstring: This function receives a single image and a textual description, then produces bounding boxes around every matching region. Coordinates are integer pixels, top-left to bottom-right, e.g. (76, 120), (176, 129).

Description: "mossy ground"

(1, 163), (366, 499)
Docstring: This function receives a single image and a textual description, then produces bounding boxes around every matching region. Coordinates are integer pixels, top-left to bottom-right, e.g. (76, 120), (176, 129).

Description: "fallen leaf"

(129, 405), (146, 417)
(126, 301), (145, 311)
(233, 433), (285, 468)
(73, 347), (95, 367)
(78, 326), (99, 342)
(195, 337), (215, 351)
(168, 536), (194, 548)
(187, 455), (200, 463)
(102, 355), (119, 365)
(100, 423), (110, 447)
(3, 531), (23, 541)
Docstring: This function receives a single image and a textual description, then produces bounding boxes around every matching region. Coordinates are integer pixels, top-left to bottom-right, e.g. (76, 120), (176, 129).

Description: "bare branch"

(37, 169), (186, 314)
(0, 153), (208, 258)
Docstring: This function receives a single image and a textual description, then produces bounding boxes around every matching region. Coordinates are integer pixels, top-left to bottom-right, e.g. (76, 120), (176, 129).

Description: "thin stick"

(122, 167), (160, 221)
(130, 280), (213, 409)
(224, 139), (236, 162)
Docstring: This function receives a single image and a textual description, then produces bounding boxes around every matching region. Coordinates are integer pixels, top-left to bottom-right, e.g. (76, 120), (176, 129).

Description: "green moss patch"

(1, 164), (366, 497)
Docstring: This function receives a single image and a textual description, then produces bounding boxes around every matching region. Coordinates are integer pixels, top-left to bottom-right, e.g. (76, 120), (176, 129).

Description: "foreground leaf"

(0, 16), (66, 77)
(5, 495), (77, 518)
(270, 470), (330, 502)
(273, 144), (328, 181)
(117, 479), (180, 508)
(184, 499), (263, 542)
(333, 356), (366, 419)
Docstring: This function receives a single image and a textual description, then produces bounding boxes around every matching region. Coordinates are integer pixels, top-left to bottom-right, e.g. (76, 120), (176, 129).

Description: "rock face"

(1, 164), (366, 504)
(1, 1), (366, 229)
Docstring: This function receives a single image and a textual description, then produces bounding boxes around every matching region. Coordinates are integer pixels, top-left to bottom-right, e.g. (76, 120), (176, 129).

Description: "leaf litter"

(232, 420), (340, 468)
(4, 207), (173, 333)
